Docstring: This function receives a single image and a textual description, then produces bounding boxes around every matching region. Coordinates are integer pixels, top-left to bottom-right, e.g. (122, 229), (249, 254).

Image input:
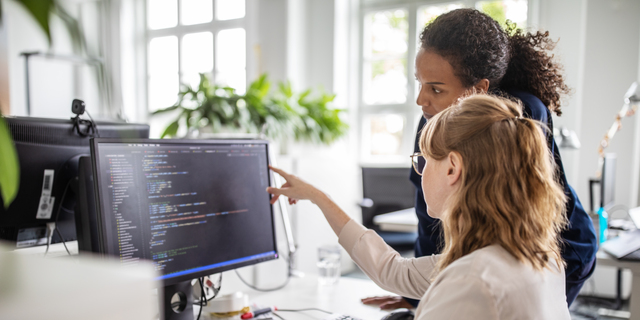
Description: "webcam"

(71, 99), (85, 115)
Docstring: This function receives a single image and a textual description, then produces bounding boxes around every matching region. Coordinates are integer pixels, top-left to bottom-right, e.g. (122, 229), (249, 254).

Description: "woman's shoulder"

(425, 245), (569, 319)
(503, 89), (549, 124)
(444, 245), (523, 275)
(438, 245), (564, 292)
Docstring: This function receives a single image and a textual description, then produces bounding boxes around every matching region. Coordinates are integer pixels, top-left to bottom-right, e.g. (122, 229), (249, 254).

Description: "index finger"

(269, 165), (291, 179)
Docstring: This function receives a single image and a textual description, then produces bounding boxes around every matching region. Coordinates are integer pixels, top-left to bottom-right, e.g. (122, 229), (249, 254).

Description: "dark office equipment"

(91, 138), (278, 320)
(75, 156), (100, 253)
(361, 167), (415, 228)
(71, 99), (86, 115)
(601, 154), (617, 211)
(590, 153), (626, 310)
(381, 308), (414, 320)
(361, 167), (416, 250)
(0, 116), (149, 248)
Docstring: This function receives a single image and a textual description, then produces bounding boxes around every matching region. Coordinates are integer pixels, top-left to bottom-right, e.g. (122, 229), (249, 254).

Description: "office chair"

(360, 167), (417, 252)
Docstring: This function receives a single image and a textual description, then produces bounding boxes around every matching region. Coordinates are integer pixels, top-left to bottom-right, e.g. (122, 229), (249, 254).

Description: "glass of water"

(317, 244), (341, 285)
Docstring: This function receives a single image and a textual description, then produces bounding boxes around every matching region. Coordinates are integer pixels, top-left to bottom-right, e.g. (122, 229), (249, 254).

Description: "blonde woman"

(267, 95), (570, 319)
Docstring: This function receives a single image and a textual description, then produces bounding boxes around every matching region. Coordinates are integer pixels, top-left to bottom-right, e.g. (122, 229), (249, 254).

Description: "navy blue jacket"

(409, 90), (598, 281)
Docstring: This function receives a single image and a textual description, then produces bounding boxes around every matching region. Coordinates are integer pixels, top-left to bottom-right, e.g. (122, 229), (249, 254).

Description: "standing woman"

(363, 8), (597, 309)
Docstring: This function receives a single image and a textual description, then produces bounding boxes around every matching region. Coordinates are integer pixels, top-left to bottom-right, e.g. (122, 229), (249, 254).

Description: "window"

(358, 0), (529, 164)
(146, 0), (247, 115)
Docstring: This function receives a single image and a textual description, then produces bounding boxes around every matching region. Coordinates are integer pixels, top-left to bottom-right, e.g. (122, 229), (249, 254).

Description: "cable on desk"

(235, 254), (291, 292)
(44, 179), (72, 256)
(277, 308), (332, 314)
(271, 312), (285, 320)
(192, 273), (222, 306)
(207, 273), (223, 302)
(235, 268), (290, 292)
(197, 278), (205, 320)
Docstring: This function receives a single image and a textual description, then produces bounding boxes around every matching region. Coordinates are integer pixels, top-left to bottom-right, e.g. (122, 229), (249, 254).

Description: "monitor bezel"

(90, 138), (279, 285)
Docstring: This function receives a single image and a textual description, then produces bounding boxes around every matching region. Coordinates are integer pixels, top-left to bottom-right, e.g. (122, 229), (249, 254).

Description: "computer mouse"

(380, 308), (414, 320)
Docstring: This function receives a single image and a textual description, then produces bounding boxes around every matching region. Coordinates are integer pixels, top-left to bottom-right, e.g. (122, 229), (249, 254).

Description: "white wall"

(577, 0), (640, 212)
(518, 0), (640, 213)
(536, 0), (585, 189)
(279, 0), (361, 276)
(2, 0), (106, 118)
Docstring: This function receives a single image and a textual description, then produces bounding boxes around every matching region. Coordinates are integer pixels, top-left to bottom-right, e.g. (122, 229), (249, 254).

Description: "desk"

(200, 273), (393, 320)
(372, 208), (418, 233)
(597, 250), (640, 319)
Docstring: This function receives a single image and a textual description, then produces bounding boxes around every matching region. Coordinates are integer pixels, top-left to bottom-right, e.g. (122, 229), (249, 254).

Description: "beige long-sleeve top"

(338, 219), (571, 320)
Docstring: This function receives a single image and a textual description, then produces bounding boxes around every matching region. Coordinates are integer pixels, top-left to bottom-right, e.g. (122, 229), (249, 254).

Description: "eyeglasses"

(410, 152), (425, 176)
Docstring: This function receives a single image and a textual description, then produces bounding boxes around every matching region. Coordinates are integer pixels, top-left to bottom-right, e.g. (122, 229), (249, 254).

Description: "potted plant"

(152, 73), (349, 145)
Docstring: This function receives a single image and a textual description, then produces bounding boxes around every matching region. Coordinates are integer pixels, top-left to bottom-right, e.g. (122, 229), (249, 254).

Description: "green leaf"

(0, 117), (19, 209)
(298, 89), (311, 103)
(16, 0), (55, 45)
(151, 105), (180, 115)
(160, 120), (180, 138)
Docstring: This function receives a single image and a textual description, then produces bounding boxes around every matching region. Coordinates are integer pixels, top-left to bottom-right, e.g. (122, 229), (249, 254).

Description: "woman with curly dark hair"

(362, 8), (597, 309)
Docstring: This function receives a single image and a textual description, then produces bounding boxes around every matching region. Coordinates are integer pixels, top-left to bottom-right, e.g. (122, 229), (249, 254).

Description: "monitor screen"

(0, 116), (149, 247)
(90, 139), (278, 285)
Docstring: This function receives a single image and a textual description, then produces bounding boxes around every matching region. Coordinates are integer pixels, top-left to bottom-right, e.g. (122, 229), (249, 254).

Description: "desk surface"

(597, 249), (640, 272)
(201, 273), (393, 320)
(595, 249), (640, 320)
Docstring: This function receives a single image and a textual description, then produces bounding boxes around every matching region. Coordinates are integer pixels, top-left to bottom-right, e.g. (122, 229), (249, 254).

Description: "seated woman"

(267, 94), (570, 319)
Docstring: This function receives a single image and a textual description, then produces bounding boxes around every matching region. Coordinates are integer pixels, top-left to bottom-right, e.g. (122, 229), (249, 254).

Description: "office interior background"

(1, 0), (640, 298)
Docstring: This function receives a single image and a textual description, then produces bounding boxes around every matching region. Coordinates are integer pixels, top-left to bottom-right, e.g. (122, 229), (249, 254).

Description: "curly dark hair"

(419, 8), (570, 116)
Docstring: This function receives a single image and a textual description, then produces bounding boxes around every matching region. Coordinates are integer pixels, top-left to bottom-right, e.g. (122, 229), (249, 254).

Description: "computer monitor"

(90, 138), (278, 320)
(0, 116), (149, 248)
(601, 153), (617, 211)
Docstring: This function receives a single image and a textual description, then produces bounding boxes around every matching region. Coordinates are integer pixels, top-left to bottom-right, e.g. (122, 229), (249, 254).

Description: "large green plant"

(153, 74), (349, 145)
(0, 0), (83, 208)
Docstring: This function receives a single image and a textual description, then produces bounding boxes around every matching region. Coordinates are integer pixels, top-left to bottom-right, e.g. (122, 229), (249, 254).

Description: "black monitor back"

(0, 116), (149, 247)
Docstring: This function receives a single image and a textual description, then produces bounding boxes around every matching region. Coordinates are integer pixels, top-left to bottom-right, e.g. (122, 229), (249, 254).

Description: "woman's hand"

(361, 295), (415, 310)
(266, 166), (323, 205)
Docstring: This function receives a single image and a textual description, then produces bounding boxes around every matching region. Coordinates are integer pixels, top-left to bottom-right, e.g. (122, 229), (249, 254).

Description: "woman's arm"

(267, 166), (436, 299)
(267, 166), (350, 236)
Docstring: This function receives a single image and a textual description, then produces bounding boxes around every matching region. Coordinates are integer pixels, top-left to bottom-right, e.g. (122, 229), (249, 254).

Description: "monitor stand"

(164, 280), (195, 320)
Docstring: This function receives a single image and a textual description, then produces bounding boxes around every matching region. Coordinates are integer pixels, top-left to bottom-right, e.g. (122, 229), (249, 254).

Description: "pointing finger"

(269, 165), (291, 179)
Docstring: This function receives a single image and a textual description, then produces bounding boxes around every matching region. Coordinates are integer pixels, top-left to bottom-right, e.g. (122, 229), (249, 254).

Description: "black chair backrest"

(361, 167), (415, 228)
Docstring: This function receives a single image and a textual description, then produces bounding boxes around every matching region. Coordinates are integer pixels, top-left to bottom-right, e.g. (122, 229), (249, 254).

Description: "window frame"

(143, 0), (249, 116)
(356, 0), (537, 166)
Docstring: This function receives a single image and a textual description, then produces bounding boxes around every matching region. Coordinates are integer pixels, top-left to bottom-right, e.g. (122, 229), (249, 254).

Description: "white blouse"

(338, 219), (571, 320)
